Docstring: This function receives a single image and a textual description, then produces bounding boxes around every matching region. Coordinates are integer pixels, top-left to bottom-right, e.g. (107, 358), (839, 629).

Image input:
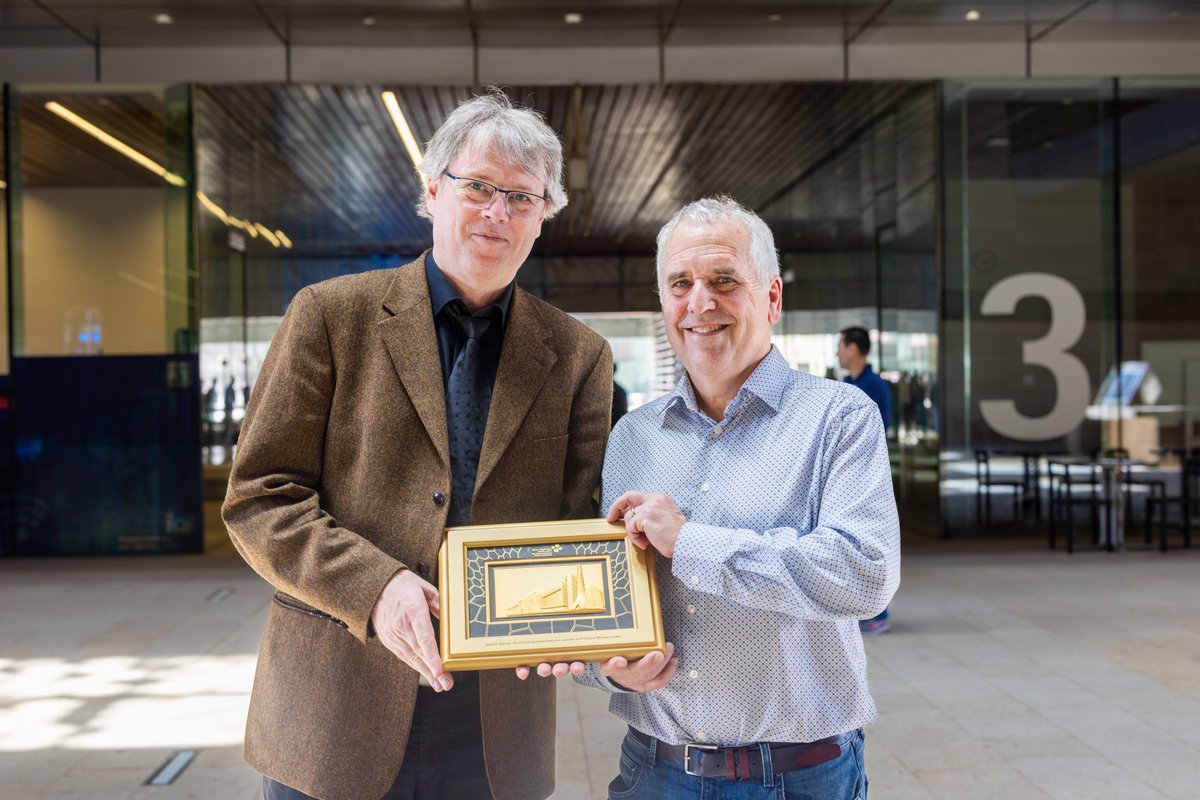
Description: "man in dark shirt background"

(838, 325), (893, 636)
(838, 326), (891, 431)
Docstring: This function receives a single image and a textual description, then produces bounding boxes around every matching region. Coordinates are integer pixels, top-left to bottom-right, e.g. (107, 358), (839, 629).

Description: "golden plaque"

(437, 518), (665, 671)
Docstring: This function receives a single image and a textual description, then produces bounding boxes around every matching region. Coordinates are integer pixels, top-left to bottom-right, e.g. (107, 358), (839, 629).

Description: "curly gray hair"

(654, 196), (780, 292)
(417, 89), (567, 220)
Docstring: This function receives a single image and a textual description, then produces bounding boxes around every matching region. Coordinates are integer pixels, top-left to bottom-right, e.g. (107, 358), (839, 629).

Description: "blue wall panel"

(5, 355), (202, 555)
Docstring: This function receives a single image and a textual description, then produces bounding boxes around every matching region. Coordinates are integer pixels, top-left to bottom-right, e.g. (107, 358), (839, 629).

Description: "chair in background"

(1145, 454), (1200, 552)
(975, 450), (1025, 527)
(1048, 459), (1111, 554)
(1094, 447), (1167, 541)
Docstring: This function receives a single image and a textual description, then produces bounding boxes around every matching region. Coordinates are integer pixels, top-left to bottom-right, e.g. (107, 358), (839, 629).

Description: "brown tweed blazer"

(222, 254), (612, 800)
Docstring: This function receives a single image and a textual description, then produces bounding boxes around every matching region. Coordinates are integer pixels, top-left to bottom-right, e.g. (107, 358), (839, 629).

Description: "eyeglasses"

(442, 171), (547, 219)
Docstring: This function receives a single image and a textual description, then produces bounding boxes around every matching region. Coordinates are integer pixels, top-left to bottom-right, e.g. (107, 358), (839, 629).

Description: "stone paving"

(2, 524), (1198, 799)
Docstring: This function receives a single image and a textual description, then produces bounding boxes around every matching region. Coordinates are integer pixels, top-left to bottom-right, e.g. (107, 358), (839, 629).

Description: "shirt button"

(700, 482), (711, 492)
(691, 575), (699, 585)
(687, 604), (696, 614)
(432, 491), (446, 507)
(689, 669), (699, 680)
(712, 425), (723, 436)
(696, 731), (707, 741)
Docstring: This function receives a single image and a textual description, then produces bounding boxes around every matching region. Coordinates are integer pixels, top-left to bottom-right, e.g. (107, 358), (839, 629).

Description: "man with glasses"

(224, 91), (612, 800)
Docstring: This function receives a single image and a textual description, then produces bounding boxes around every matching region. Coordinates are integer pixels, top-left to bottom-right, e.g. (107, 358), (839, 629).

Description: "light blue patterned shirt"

(577, 346), (900, 746)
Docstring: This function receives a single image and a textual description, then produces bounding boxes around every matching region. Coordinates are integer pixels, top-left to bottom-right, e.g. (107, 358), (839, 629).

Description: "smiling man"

(575, 196), (900, 799)
(223, 91), (612, 800)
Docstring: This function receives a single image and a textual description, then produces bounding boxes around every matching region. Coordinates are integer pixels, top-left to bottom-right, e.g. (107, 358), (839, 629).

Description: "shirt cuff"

(578, 662), (634, 694)
(671, 521), (733, 595)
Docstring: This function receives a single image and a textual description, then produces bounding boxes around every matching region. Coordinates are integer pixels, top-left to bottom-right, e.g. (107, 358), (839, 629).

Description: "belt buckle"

(683, 742), (718, 777)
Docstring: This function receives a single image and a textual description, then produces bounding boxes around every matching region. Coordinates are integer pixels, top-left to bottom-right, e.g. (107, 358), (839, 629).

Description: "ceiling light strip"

(196, 191), (230, 224)
(381, 91), (425, 172)
(41, 101), (291, 248)
(44, 101), (186, 187)
(253, 222), (282, 247)
(196, 191), (291, 249)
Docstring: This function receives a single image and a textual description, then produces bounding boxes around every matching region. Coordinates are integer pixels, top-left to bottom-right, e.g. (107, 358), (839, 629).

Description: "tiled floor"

(2, 528), (1198, 799)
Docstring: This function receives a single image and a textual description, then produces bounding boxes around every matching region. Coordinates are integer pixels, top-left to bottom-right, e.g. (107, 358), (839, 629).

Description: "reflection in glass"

(941, 78), (1200, 541)
(4, 85), (200, 555)
(1118, 80), (1200, 461)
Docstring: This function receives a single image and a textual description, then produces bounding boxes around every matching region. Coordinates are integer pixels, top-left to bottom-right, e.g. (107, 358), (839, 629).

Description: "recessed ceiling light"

(362, 14), (376, 26)
(154, 12), (173, 25)
(564, 12), (583, 24)
(768, 13), (783, 22)
(965, 9), (981, 21)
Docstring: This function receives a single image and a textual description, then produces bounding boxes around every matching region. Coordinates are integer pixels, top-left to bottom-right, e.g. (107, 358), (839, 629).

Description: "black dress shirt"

(425, 251), (513, 392)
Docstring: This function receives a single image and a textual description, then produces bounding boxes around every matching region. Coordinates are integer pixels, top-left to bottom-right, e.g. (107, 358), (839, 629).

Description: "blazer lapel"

(379, 254), (449, 467)
(474, 288), (557, 492)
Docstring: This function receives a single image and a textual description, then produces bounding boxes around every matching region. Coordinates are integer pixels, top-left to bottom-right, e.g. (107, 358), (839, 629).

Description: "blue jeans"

(608, 728), (866, 800)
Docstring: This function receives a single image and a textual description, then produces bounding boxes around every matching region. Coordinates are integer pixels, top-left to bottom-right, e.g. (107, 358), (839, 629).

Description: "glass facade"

(942, 78), (1200, 536)
(2, 85), (200, 555)
(762, 85), (940, 532)
(1, 78), (1198, 554)
(1118, 80), (1200, 457)
(1, 92), (10, 548)
(193, 86), (416, 464)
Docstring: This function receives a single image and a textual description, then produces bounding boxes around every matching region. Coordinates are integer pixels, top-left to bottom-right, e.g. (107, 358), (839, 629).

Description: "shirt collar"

(847, 364), (876, 383)
(425, 249), (514, 326)
(662, 345), (791, 423)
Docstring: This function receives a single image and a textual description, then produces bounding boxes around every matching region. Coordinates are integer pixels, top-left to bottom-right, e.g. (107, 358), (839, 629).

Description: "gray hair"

(418, 89), (567, 219)
(654, 196), (779, 292)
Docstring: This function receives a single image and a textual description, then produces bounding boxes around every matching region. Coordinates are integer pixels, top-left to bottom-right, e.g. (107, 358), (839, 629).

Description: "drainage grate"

(206, 587), (235, 603)
(146, 750), (197, 786)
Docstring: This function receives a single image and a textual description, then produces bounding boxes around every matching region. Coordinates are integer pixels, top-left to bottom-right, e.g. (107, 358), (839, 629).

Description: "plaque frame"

(438, 518), (665, 671)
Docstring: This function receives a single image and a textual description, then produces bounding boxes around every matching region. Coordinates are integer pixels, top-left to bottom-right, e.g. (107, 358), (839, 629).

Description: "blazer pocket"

(273, 593), (349, 630)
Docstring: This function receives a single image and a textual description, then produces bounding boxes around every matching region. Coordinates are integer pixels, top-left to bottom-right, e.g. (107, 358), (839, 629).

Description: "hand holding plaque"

(437, 519), (666, 671)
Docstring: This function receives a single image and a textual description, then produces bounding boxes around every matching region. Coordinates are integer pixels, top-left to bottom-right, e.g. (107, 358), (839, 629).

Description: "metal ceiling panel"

(188, 81), (922, 259)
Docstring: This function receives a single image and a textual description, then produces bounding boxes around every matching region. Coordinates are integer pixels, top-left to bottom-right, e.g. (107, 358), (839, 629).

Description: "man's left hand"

(607, 491), (686, 558)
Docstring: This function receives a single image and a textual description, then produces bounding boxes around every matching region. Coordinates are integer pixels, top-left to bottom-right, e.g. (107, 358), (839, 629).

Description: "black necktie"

(444, 303), (494, 527)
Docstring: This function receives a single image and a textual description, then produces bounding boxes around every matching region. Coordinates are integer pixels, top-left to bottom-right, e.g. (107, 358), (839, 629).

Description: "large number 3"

(979, 273), (1090, 441)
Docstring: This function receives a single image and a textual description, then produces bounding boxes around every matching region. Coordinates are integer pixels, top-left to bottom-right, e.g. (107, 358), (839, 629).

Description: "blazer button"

(432, 491), (445, 507)
(416, 562), (431, 577)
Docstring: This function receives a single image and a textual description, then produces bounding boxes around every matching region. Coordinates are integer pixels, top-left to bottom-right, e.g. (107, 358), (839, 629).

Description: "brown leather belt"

(629, 727), (845, 781)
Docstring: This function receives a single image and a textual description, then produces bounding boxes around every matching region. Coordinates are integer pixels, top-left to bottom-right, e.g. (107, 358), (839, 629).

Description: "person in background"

(612, 368), (630, 429)
(838, 325), (893, 636)
(837, 326), (890, 432)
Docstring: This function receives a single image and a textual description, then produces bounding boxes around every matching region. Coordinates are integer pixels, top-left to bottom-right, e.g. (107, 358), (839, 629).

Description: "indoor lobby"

(2, 2), (1199, 799)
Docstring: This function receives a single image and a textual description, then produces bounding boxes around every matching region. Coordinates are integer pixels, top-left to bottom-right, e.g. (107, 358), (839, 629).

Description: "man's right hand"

(600, 642), (678, 692)
(371, 569), (453, 692)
